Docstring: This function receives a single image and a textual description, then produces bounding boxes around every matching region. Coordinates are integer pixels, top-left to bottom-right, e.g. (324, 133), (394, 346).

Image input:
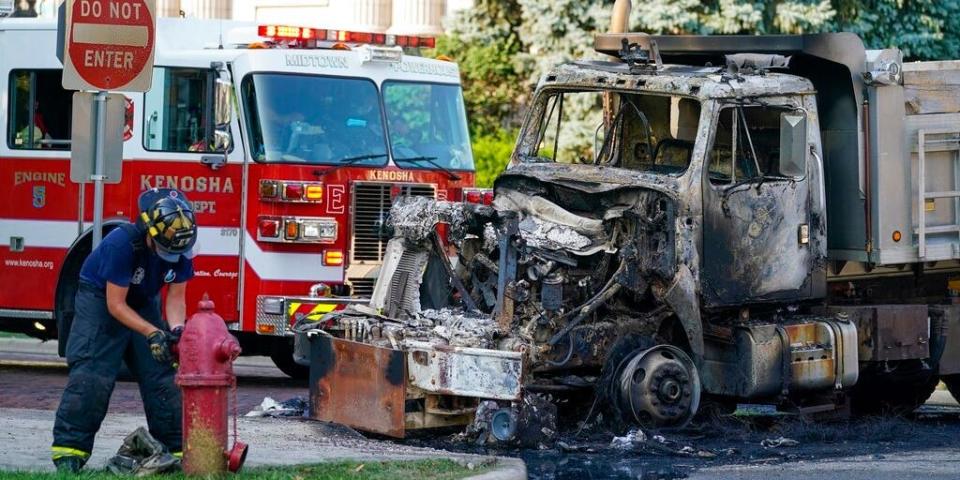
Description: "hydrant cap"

(198, 298), (216, 312)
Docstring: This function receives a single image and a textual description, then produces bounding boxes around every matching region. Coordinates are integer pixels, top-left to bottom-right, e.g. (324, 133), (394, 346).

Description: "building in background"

(12, 0), (472, 35)
(170, 0), (473, 35)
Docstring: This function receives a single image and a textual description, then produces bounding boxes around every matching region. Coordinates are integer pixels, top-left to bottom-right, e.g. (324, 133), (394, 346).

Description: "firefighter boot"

(53, 455), (86, 473)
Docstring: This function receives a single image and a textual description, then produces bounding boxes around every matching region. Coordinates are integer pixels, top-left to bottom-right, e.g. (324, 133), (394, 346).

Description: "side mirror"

(778, 112), (806, 178)
(212, 78), (234, 153)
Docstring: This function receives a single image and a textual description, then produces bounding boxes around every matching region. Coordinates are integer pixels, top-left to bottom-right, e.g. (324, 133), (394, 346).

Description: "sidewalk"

(0, 408), (525, 478)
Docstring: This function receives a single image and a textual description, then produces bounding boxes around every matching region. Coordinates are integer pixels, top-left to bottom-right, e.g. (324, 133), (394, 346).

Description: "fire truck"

(0, 17), (478, 377)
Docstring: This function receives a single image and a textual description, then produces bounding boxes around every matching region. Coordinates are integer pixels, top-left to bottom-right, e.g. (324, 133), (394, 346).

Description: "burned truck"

(298, 31), (960, 438)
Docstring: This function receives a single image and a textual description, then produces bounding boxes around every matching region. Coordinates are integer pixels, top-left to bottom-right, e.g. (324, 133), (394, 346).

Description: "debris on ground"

(606, 429), (718, 458)
(610, 429), (647, 449)
(459, 394), (558, 449)
(761, 436), (800, 448)
(106, 427), (179, 476)
(244, 396), (309, 417)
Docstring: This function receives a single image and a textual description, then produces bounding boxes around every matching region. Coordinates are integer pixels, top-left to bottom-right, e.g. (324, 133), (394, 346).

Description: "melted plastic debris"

(415, 308), (500, 349)
(518, 216), (593, 251)
(611, 429), (648, 449)
(761, 436), (800, 448)
(388, 196), (469, 242)
(245, 396), (309, 418)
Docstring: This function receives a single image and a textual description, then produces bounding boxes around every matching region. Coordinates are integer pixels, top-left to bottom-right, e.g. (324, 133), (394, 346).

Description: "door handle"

(201, 155), (227, 171)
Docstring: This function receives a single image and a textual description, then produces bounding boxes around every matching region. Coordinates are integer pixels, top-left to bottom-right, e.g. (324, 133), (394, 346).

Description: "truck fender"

(54, 221), (127, 357)
(658, 263), (704, 366)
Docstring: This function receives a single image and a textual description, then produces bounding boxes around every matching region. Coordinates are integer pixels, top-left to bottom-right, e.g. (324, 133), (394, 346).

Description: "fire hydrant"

(175, 299), (248, 474)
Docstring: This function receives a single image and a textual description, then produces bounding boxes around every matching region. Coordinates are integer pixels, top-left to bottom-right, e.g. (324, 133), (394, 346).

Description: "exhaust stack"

(610, 0), (632, 34)
(603, 0), (632, 127)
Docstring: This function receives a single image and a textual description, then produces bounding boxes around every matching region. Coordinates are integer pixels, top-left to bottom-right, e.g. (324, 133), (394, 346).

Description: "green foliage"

(434, 30), (525, 138)
(833, 1), (960, 60)
(472, 130), (517, 188)
(445, 0), (960, 183)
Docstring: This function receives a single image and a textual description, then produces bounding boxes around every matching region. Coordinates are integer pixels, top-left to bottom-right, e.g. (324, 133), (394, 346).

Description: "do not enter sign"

(62, 0), (156, 92)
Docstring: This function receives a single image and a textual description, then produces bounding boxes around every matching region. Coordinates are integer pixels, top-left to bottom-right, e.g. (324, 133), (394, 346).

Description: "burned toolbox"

(829, 305), (930, 362)
(309, 334), (523, 438)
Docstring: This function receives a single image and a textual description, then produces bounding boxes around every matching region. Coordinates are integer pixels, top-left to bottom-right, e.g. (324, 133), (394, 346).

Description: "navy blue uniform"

(52, 224), (193, 461)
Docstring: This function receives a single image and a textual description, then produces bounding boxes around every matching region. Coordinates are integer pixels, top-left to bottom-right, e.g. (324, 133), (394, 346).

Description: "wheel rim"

(615, 344), (701, 428)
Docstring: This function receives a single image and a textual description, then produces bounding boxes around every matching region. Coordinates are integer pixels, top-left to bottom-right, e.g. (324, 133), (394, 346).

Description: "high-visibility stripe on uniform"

(51, 446), (90, 460)
(171, 451), (183, 459)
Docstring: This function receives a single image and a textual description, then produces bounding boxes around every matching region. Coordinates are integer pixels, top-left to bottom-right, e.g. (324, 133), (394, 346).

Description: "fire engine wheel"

(612, 344), (701, 429)
(270, 349), (309, 380)
(942, 375), (960, 403)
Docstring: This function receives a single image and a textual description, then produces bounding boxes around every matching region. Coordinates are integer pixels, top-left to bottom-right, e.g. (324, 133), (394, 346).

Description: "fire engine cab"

(0, 17), (477, 377)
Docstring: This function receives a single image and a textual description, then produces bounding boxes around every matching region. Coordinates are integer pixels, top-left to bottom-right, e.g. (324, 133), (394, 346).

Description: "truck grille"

(348, 278), (376, 298)
(351, 183), (435, 262)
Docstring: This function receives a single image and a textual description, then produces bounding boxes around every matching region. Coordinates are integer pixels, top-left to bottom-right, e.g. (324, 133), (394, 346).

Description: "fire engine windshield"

(242, 74), (389, 165)
(383, 81), (474, 171)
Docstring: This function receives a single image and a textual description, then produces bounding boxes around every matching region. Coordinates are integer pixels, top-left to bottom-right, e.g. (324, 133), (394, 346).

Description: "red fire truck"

(0, 17), (478, 377)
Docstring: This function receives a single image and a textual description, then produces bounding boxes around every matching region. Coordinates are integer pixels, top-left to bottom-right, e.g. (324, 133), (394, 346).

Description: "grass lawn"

(0, 331), (28, 339)
(0, 459), (488, 480)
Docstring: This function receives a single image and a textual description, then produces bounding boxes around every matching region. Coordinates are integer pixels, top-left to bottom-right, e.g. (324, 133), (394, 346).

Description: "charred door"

(701, 104), (815, 307)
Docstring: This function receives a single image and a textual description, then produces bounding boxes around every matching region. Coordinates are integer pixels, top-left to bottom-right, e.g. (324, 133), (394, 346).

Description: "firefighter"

(51, 188), (198, 472)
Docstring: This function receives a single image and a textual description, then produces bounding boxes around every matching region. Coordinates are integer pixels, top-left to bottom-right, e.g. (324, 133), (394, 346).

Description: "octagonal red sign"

(63, 0), (155, 92)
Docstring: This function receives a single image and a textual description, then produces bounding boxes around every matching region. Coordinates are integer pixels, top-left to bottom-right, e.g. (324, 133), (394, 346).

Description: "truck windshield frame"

(382, 80), (475, 172)
(241, 72), (389, 166)
(519, 87), (702, 176)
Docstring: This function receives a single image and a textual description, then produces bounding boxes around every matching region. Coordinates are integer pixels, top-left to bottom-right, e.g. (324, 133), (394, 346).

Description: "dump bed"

(868, 59), (960, 265)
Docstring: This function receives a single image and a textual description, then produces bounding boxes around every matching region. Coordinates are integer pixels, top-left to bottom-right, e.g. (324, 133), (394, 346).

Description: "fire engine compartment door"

(309, 335), (407, 437)
(701, 104), (814, 306)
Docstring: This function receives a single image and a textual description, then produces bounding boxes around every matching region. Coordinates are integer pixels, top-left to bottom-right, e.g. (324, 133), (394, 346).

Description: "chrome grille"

(348, 278), (376, 298)
(351, 183), (435, 262)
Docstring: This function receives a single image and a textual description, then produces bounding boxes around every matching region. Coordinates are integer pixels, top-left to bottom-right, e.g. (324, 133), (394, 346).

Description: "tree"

(833, 0), (960, 60)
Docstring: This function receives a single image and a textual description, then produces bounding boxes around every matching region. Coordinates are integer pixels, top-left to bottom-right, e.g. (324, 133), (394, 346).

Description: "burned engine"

(303, 169), (708, 436)
(453, 174), (680, 371)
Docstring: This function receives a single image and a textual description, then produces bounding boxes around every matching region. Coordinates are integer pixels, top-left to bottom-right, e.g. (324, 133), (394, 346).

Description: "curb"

(463, 457), (527, 480)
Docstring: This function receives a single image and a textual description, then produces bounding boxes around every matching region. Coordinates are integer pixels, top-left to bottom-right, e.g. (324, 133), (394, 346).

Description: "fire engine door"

(701, 104), (814, 307)
(140, 65), (244, 319)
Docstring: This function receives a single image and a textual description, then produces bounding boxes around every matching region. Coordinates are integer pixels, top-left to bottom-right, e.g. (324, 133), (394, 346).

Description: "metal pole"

(92, 91), (107, 248)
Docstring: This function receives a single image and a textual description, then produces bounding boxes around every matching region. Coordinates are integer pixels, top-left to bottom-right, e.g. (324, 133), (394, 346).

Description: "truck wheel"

(850, 360), (939, 415)
(943, 375), (960, 403)
(609, 344), (701, 428)
(270, 347), (309, 380)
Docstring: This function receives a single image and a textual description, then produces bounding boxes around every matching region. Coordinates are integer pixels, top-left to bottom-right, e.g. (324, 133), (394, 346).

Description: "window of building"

(7, 70), (73, 150)
(143, 67), (221, 153)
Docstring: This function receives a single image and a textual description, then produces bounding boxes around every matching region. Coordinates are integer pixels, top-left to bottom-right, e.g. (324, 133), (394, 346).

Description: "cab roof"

(539, 61), (816, 100)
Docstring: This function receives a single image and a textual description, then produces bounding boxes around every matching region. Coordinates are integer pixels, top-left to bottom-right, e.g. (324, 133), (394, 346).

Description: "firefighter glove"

(147, 330), (174, 364)
(169, 325), (184, 344)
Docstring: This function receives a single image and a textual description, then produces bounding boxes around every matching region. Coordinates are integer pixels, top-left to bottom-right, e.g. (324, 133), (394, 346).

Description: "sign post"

(61, 0), (155, 247)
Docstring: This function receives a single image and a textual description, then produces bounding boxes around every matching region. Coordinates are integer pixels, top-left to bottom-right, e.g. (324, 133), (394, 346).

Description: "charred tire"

(850, 360), (939, 415)
(270, 344), (310, 380)
(610, 344), (701, 429)
(943, 375), (960, 403)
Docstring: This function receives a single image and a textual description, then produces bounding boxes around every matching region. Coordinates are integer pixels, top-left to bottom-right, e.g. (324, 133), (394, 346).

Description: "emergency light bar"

(257, 24), (436, 49)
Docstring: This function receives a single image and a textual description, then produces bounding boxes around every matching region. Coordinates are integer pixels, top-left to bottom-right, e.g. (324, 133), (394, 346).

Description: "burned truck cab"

(304, 32), (950, 439)
(492, 35), (858, 419)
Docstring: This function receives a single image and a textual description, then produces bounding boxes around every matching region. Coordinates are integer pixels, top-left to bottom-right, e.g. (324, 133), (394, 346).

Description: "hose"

(547, 260), (626, 346)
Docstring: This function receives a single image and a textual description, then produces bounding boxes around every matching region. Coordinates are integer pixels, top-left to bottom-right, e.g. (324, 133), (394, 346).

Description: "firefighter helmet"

(136, 188), (197, 262)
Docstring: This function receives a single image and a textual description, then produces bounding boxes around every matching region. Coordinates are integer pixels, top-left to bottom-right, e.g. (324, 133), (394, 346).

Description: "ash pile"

(299, 177), (698, 444)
